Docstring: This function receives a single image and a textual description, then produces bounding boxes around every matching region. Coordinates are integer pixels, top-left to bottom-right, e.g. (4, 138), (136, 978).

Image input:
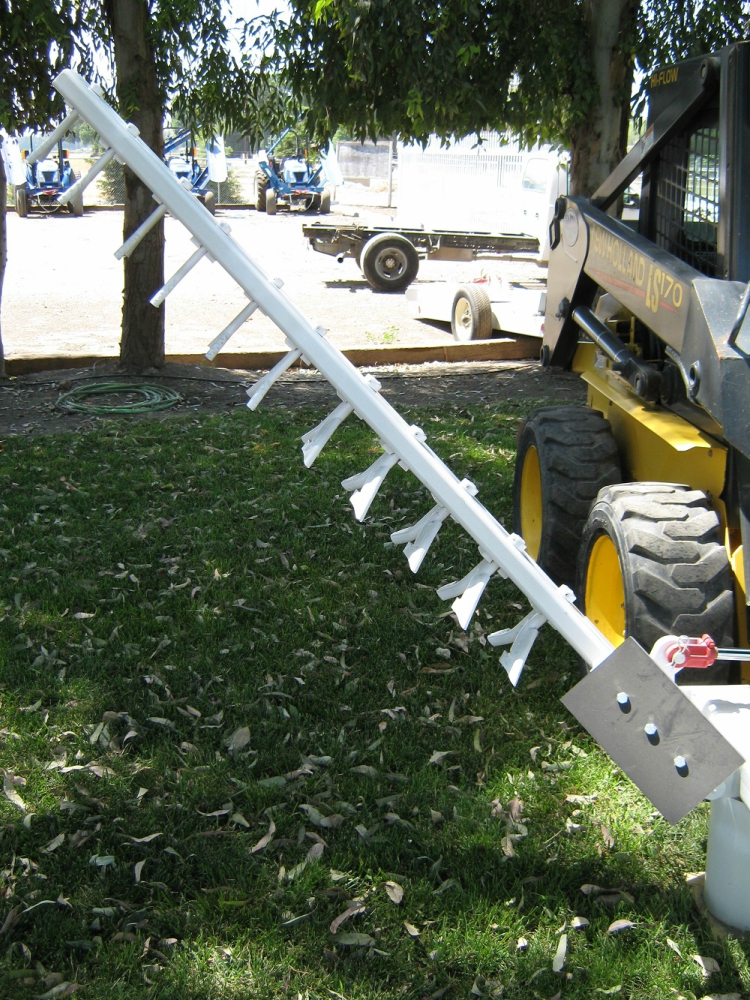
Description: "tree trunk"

(107, 0), (165, 370)
(0, 147), (6, 378)
(569, 0), (638, 197)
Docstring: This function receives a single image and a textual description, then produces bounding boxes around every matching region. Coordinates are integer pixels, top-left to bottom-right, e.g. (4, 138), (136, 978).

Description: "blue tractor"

(15, 137), (83, 217)
(164, 128), (225, 215)
(254, 128), (331, 215)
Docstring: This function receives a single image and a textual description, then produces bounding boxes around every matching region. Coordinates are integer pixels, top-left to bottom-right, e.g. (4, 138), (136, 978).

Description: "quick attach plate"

(561, 638), (745, 825)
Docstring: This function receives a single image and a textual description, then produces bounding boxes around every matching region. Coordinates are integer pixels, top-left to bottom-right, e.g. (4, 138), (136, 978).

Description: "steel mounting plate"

(561, 638), (745, 824)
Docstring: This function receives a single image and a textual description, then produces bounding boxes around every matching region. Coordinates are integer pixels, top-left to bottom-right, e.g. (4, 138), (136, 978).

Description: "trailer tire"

(319, 190), (331, 214)
(266, 189), (277, 215)
(451, 285), (492, 341)
(577, 483), (734, 682)
(15, 186), (28, 218)
(360, 233), (419, 292)
(202, 190), (216, 215)
(255, 171), (270, 211)
(512, 406), (621, 589)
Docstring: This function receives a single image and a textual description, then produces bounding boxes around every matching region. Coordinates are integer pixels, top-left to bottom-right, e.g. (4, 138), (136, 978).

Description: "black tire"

(319, 190), (331, 214)
(512, 406), (621, 589)
(266, 188), (277, 215)
(577, 483), (734, 681)
(451, 285), (492, 341)
(255, 171), (270, 211)
(15, 186), (28, 218)
(360, 233), (419, 292)
(202, 190), (216, 215)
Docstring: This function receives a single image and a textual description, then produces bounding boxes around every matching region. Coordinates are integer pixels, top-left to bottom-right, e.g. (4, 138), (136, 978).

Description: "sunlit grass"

(0, 400), (745, 998)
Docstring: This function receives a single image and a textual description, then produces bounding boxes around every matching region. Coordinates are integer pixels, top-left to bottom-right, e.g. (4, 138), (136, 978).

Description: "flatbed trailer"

(302, 221), (539, 292)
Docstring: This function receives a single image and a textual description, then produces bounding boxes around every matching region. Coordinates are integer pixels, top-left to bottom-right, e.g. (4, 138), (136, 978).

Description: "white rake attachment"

(50, 67), (614, 680)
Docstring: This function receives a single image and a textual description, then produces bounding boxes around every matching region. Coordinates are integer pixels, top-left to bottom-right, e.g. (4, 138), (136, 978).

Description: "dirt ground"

(3, 205), (545, 357)
(1, 202), (586, 435)
(0, 360), (586, 437)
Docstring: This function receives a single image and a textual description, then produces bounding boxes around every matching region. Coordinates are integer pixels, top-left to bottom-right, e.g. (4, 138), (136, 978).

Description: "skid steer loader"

(513, 42), (750, 680)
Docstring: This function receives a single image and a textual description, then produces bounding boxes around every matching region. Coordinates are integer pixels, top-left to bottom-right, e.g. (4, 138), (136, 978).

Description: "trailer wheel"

(578, 483), (734, 681)
(255, 171), (269, 211)
(451, 285), (492, 341)
(319, 190), (331, 214)
(202, 190), (216, 215)
(512, 406), (621, 589)
(266, 189), (277, 215)
(360, 233), (419, 292)
(14, 186), (28, 218)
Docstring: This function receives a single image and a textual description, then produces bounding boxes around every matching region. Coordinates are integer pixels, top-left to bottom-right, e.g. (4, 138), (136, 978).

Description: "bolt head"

(616, 691), (630, 706)
(644, 723), (658, 737)
(674, 755), (687, 770)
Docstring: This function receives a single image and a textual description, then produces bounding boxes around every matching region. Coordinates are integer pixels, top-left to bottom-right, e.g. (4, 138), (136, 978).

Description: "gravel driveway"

(2, 204), (545, 361)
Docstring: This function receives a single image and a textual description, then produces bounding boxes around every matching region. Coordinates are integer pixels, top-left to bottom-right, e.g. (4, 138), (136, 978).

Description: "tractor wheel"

(512, 406), (621, 589)
(360, 233), (419, 292)
(15, 186), (28, 218)
(319, 190), (331, 214)
(202, 190), (216, 215)
(451, 285), (492, 341)
(578, 483), (735, 682)
(266, 189), (277, 215)
(255, 171), (269, 211)
(67, 172), (83, 217)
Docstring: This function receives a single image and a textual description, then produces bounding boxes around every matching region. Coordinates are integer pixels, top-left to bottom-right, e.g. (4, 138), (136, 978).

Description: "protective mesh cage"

(653, 126), (720, 276)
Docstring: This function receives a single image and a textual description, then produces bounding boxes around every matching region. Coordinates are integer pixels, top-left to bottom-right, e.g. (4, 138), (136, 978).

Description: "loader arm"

(544, 198), (750, 464)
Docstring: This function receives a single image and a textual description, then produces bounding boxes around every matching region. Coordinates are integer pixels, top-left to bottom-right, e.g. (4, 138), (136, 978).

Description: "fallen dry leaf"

(692, 954), (721, 977)
(607, 919), (636, 934)
(403, 921), (421, 938)
(250, 819), (276, 854)
(226, 726), (251, 753)
(666, 937), (682, 958)
(45, 833), (65, 853)
(299, 804), (343, 829)
(330, 902), (365, 934)
(552, 933), (567, 972)
(571, 916), (590, 930)
(3, 775), (26, 812)
(384, 880), (404, 904)
(331, 932), (374, 947)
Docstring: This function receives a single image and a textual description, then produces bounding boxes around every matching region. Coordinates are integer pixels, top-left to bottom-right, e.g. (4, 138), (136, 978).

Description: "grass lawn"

(0, 395), (747, 999)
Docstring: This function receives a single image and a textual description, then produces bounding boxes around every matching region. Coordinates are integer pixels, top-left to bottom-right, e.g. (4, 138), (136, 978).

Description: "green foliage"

(263, 0), (749, 152)
(0, 0), (75, 132)
(0, 401), (746, 997)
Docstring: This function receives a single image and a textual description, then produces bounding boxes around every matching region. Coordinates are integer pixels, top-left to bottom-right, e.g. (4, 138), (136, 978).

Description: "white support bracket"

(342, 448), (400, 522)
(437, 554), (502, 630)
(391, 478), (478, 573)
(489, 610), (548, 687)
(150, 223), (231, 307)
(26, 107), (82, 165)
(115, 202), (168, 260)
(205, 279), (284, 361)
(301, 375), (381, 468)
(342, 424), (426, 522)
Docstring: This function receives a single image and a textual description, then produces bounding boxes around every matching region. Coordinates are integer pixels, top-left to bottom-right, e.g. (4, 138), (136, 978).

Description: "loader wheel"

(15, 186), (28, 218)
(451, 285), (492, 341)
(266, 189), (277, 215)
(319, 190), (331, 214)
(512, 406), (621, 589)
(361, 233), (419, 292)
(255, 172), (269, 211)
(578, 483), (734, 682)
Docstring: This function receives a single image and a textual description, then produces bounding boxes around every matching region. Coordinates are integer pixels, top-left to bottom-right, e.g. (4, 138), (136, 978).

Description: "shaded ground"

(0, 360), (586, 437)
